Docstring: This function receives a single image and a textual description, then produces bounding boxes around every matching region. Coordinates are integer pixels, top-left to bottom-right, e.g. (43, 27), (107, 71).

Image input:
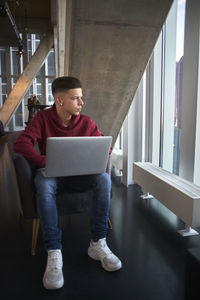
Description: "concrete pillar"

(51, 0), (73, 77)
(71, 0), (173, 143)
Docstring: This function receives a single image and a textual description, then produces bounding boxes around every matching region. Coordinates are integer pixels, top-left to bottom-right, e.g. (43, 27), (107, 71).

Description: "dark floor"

(1, 178), (200, 300)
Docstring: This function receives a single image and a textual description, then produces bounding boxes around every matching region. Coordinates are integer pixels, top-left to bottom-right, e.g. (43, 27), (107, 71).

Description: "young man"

(13, 76), (122, 290)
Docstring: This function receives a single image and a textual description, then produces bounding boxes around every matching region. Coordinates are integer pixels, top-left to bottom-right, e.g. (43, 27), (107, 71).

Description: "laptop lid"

(44, 136), (112, 177)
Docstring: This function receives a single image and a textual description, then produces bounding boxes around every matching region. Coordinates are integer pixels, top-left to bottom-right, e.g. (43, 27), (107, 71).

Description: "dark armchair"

(10, 132), (112, 255)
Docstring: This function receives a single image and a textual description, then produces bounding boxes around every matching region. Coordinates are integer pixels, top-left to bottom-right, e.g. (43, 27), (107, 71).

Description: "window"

(26, 34), (55, 105)
(121, 0), (187, 185)
(160, 0), (186, 174)
(0, 33), (55, 131)
(45, 50), (55, 104)
(0, 48), (7, 105)
(173, 0), (186, 175)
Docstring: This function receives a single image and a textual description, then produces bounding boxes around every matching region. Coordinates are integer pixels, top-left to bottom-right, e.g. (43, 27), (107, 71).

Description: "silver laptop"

(43, 136), (112, 177)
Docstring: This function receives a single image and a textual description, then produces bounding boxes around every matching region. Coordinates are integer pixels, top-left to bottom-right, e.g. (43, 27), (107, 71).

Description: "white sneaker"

(88, 238), (122, 272)
(43, 249), (64, 290)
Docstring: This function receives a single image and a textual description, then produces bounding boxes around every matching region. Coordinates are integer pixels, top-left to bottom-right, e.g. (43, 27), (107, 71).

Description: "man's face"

(56, 88), (84, 116)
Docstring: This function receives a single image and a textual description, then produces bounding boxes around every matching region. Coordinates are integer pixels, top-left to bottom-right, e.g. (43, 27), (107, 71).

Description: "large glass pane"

(28, 40), (32, 49)
(36, 76), (41, 83)
(36, 69), (42, 77)
(2, 94), (7, 103)
(26, 33), (40, 60)
(37, 83), (42, 95)
(11, 48), (21, 75)
(28, 84), (33, 96)
(28, 50), (32, 61)
(15, 102), (23, 127)
(12, 77), (18, 87)
(173, 0), (186, 175)
(2, 84), (7, 94)
(47, 50), (55, 76)
(0, 49), (6, 75)
(46, 78), (54, 103)
(35, 40), (40, 50)
(1, 76), (7, 83)
(0, 76), (7, 105)
(37, 95), (42, 101)
(160, 0), (186, 174)
(27, 37), (32, 62)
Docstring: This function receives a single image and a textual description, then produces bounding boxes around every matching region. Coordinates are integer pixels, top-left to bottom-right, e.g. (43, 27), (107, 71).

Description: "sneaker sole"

(43, 277), (64, 290)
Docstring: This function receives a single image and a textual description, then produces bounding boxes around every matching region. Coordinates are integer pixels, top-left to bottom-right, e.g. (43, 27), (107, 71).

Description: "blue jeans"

(34, 170), (111, 250)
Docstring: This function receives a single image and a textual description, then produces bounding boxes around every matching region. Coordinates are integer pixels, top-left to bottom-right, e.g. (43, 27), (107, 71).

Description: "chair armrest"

(14, 154), (37, 218)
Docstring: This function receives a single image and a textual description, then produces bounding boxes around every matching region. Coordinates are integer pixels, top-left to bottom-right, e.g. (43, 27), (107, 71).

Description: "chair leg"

(18, 212), (23, 223)
(108, 217), (112, 229)
(32, 218), (40, 256)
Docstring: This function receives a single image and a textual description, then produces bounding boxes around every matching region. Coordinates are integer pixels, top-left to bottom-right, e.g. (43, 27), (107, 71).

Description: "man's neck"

(56, 106), (72, 126)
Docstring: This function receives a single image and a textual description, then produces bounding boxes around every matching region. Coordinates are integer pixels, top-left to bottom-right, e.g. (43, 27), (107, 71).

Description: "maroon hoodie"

(13, 104), (102, 168)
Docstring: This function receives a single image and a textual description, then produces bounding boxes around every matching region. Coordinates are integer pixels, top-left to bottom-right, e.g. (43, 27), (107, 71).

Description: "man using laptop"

(13, 76), (122, 290)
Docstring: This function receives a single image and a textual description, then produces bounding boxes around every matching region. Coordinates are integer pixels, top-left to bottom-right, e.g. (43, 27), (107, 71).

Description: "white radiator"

(133, 162), (200, 227)
(111, 149), (123, 171)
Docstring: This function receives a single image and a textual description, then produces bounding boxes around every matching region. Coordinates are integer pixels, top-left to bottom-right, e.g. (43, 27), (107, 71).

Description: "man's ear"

(55, 96), (63, 106)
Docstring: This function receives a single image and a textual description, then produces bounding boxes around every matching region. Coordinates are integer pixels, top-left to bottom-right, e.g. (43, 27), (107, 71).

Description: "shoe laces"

(46, 250), (62, 271)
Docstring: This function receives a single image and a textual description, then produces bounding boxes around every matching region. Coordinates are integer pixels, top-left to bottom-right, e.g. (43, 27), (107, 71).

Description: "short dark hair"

(52, 76), (82, 96)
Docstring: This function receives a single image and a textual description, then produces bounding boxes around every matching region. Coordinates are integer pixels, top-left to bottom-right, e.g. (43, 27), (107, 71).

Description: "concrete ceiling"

(7, 0), (51, 33)
(1, 0), (173, 143)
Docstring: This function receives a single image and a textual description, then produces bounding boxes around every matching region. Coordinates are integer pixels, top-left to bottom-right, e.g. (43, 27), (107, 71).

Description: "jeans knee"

(96, 173), (111, 190)
(102, 172), (111, 183)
